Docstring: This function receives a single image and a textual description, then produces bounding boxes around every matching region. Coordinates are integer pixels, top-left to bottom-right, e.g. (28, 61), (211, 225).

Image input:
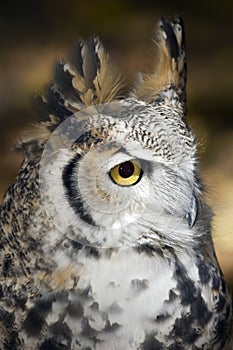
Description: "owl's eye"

(109, 160), (143, 186)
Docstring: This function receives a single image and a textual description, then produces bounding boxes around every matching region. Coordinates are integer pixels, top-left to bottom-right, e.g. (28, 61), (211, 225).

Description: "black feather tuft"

(69, 39), (84, 78)
(44, 86), (73, 121)
(82, 36), (100, 89)
(160, 17), (179, 61)
(54, 60), (81, 101)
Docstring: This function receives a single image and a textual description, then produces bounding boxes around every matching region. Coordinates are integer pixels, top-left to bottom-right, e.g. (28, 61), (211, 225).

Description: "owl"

(0, 16), (232, 350)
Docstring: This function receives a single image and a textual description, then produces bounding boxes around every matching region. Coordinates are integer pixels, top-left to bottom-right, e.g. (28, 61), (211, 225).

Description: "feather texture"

(18, 37), (125, 149)
(63, 37), (125, 109)
(134, 16), (187, 113)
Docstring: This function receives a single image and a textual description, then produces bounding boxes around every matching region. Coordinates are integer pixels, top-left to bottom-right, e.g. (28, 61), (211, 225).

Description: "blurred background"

(0, 0), (232, 287)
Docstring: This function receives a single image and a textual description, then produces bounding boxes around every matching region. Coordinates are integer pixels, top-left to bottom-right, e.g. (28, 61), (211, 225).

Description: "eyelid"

(107, 152), (135, 172)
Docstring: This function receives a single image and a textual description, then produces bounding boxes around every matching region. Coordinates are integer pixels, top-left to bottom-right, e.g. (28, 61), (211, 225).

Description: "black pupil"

(119, 161), (135, 178)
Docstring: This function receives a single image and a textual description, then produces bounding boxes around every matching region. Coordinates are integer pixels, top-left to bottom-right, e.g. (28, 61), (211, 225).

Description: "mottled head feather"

(134, 16), (187, 113)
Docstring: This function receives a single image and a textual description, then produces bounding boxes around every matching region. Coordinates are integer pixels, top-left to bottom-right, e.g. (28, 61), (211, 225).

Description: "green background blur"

(0, 0), (232, 287)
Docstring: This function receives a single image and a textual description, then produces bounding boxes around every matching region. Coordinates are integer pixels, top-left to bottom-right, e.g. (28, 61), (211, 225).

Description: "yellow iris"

(109, 160), (142, 186)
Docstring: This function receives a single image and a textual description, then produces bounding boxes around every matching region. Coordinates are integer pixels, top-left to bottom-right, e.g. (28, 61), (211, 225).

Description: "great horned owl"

(0, 16), (232, 350)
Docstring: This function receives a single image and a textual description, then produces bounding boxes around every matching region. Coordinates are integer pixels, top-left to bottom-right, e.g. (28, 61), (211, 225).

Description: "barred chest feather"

(21, 241), (232, 350)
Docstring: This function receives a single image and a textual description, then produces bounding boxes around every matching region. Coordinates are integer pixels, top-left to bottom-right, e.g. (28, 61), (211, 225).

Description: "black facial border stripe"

(62, 154), (97, 227)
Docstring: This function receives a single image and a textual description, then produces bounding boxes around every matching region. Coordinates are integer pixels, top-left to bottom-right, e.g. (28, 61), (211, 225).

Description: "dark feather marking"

(157, 16), (187, 115)
(141, 333), (165, 350)
(193, 305), (212, 334)
(161, 17), (179, 62)
(0, 285), (3, 299)
(173, 258), (197, 305)
(164, 289), (178, 304)
(2, 253), (14, 277)
(90, 302), (99, 311)
(43, 86), (73, 121)
(214, 305), (232, 344)
(108, 281), (118, 288)
(103, 320), (121, 333)
(0, 308), (14, 329)
(74, 285), (93, 303)
(81, 318), (98, 340)
(84, 246), (100, 259)
(168, 343), (185, 350)
(23, 297), (54, 336)
(155, 313), (171, 322)
(62, 154), (96, 227)
(135, 243), (164, 257)
(197, 258), (211, 284)
(70, 40), (84, 77)
(54, 61), (81, 101)
(190, 295), (212, 328)
(14, 291), (27, 310)
(171, 315), (201, 344)
(108, 302), (122, 313)
(66, 300), (83, 318)
(174, 16), (185, 50)
(40, 338), (67, 350)
(62, 133), (104, 228)
(130, 278), (149, 294)
(83, 37), (100, 89)
(211, 270), (220, 290)
(172, 252), (213, 329)
(49, 321), (72, 346)
(3, 330), (22, 350)
(69, 238), (83, 252)
(220, 275), (227, 294)
(216, 294), (227, 313)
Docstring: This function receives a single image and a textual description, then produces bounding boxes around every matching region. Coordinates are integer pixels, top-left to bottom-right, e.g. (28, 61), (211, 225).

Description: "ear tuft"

(40, 36), (126, 123)
(62, 36), (125, 109)
(17, 37), (126, 151)
(134, 16), (187, 114)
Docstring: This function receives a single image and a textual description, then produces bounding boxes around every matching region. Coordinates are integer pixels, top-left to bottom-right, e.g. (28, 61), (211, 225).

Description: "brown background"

(0, 1), (232, 287)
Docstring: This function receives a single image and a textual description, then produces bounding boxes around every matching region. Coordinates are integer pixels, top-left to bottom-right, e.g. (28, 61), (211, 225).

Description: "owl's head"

(22, 17), (204, 248)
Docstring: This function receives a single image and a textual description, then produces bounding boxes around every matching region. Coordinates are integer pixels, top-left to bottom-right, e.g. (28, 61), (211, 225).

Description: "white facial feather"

(39, 100), (200, 249)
